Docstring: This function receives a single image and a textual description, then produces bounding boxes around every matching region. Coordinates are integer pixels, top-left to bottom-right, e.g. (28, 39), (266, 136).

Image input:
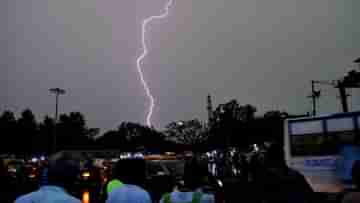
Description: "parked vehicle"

(284, 111), (360, 193)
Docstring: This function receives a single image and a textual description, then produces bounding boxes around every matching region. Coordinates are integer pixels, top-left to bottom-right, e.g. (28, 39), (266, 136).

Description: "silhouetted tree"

(97, 129), (128, 150)
(117, 122), (166, 152)
(98, 122), (169, 152)
(38, 116), (55, 154)
(86, 128), (100, 140)
(0, 111), (17, 154)
(165, 119), (208, 148)
(56, 112), (95, 150)
(17, 109), (39, 155)
(0, 109), (100, 154)
(210, 100), (257, 149)
(260, 110), (288, 144)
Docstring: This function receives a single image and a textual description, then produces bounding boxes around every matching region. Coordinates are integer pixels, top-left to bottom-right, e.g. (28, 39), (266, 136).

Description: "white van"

(284, 111), (360, 193)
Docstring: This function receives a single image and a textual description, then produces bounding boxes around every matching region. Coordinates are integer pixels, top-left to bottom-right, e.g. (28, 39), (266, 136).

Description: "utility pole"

(308, 80), (321, 116)
(49, 88), (66, 153)
(307, 58), (359, 115)
(336, 57), (360, 113)
(311, 80), (316, 116)
(337, 81), (349, 113)
(207, 94), (214, 127)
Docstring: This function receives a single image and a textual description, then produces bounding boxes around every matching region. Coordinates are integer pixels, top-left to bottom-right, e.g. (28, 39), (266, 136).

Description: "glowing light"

(217, 180), (223, 187)
(82, 172), (91, 178)
(137, 0), (175, 127)
(82, 191), (90, 203)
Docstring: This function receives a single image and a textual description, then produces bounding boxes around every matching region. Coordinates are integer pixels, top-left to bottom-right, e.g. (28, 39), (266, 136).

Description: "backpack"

(163, 192), (203, 203)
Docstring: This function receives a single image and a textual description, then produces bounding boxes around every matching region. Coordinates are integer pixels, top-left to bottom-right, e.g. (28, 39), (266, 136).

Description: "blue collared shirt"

(106, 184), (152, 203)
(159, 188), (215, 203)
(15, 186), (81, 203)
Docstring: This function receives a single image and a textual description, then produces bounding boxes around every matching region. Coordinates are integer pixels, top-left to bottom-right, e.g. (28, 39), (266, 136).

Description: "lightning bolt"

(137, 0), (174, 127)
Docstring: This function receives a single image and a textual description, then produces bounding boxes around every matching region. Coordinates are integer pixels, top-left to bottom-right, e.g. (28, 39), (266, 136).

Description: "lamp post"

(49, 88), (66, 153)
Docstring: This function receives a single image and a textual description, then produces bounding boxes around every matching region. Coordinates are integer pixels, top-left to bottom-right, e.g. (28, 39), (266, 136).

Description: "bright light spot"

(82, 172), (91, 178)
(82, 191), (90, 203)
(134, 153), (144, 158)
(217, 180), (223, 187)
(8, 168), (16, 173)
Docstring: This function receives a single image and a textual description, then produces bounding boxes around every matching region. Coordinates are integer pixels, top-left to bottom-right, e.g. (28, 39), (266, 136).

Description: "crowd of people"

(0, 144), (359, 203)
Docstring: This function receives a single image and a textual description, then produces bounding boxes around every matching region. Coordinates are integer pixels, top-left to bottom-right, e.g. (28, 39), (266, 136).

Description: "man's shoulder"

(201, 193), (215, 201)
(108, 184), (151, 202)
(198, 193), (215, 203)
(63, 194), (82, 203)
(15, 188), (81, 203)
(15, 191), (40, 203)
(122, 184), (150, 195)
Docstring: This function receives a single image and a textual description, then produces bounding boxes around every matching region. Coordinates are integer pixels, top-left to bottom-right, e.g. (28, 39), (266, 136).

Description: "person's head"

(265, 143), (286, 168)
(183, 158), (208, 190)
(47, 153), (79, 190)
(352, 160), (360, 188)
(114, 159), (146, 186)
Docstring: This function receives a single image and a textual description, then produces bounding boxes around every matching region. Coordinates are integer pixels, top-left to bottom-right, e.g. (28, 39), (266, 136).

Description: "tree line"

(0, 100), (302, 155)
(0, 110), (98, 155)
(0, 109), (181, 155)
(165, 100), (293, 151)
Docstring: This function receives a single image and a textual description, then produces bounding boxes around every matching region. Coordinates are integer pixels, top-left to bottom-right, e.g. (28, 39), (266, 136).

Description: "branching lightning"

(136, 0), (174, 127)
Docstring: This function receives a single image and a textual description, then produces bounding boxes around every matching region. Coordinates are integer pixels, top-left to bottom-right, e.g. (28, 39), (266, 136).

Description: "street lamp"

(49, 88), (66, 153)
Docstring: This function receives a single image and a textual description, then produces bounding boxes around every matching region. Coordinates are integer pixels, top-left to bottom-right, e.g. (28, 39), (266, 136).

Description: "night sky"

(2, 0), (360, 131)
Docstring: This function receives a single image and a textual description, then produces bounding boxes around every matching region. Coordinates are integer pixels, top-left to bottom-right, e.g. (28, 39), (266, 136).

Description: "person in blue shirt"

(106, 158), (152, 203)
(15, 154), (81, 203)
(337, 144), (360, 183)
(342, 160), (360, 203)
(159, 158), (215, 203)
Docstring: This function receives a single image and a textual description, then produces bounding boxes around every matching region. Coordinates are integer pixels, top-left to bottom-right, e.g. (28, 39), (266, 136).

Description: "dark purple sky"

(2, 0), (360, 131)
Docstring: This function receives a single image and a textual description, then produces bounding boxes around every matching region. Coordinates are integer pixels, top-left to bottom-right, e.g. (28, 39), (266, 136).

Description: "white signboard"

(291, 121), (323, 135)
(327, 118), (354, 132)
